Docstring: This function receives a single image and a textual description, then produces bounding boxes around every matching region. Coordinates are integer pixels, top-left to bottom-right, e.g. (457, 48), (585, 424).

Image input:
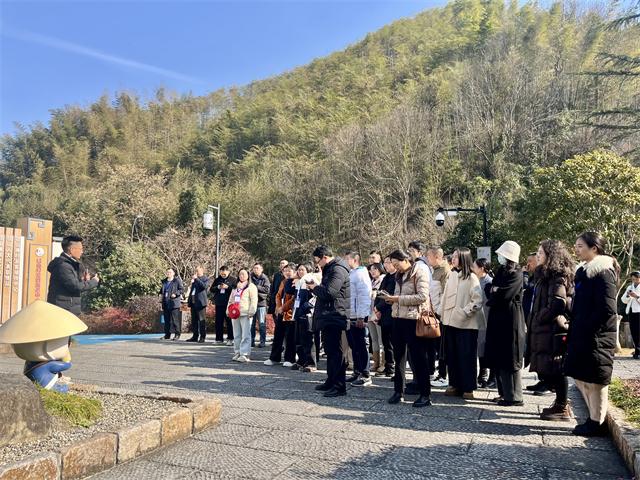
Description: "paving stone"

(369, 398), (484, 420)
(378, 446), (548, 479)
(0, 340), (632, 479)
(113, 419), (161, 463)
(225, 408), (345, 436)
(542, 430), (619, 451)
(467, 437), (628, 476)
(194, 422), (270, 446)
(159, 408), (193, 446)
(90, 459), (200, 480)
(279, 458), (434, 479)
(145, 439), (296, 479)
(187, 398), (222, 433)
(334, 421), (472, 452)
(60, 433), (117, 480)
(245, 430), (391, 463)
(545, 466), (632, 479)
(219, 395), (315, 415)
(0, 452), (59, 480)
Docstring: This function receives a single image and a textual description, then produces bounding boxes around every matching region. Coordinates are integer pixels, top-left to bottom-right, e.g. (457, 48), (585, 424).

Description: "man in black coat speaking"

(307, 245), (350, 398)
(47, 235), (100, 315)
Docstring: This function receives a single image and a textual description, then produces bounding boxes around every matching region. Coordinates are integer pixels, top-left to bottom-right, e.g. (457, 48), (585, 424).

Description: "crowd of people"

(154, 230), (635, 439)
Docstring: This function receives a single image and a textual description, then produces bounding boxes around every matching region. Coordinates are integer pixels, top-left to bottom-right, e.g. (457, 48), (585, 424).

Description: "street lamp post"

(203, 204), (221, 277)
(435, 205), (488, 246)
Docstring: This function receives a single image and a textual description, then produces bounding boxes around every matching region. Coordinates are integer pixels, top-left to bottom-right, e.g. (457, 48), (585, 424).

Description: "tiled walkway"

(0, 340), (632, 479)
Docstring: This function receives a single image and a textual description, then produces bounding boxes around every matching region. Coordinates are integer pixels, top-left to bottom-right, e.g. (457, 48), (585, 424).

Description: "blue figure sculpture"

(24, 361), (73, 393)
(0, 300), (87, 393)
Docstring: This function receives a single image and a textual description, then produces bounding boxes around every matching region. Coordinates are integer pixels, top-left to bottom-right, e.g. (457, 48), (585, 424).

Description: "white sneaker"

(232, 353), (240, 361)
(282, 361), (294, 368)
(226, 340), (234, 346)
(264, 359), (279, 366)
(352, 376), (373, 387)
(237, 355), (249, 363)
(431, 376), (449, 388)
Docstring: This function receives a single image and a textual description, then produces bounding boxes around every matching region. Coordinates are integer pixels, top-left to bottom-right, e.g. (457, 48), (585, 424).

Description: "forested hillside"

(1, 0), (639, 306)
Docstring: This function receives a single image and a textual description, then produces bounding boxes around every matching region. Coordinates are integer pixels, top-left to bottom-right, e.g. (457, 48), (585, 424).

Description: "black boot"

(572, 419), (608, 437)
(404, 381), (420, 395)
(186, 336), (198, 342)
(388, 392), (403, 404)
(413, 395), (432, 408)
(477, 368), (489, 388)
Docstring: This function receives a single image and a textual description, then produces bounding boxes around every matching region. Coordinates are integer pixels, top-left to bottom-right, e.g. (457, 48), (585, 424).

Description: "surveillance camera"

(435, 211), (445, 227)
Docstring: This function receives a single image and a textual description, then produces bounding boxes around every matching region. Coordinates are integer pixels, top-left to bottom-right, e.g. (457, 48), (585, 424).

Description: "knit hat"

(496, 241), (521, 264)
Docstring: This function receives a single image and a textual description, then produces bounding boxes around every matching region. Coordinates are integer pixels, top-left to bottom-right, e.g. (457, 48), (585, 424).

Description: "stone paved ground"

(0, 340), (634, 479)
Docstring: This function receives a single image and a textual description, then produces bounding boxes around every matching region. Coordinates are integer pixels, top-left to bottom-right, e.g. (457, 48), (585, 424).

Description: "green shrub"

(87, 242), (165, 309)
(39, 388), (102, 427)
(609, 378), (640, 426)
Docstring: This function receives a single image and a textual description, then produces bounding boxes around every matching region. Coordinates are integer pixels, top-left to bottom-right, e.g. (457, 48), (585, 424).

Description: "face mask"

(497, 254), (507, 266)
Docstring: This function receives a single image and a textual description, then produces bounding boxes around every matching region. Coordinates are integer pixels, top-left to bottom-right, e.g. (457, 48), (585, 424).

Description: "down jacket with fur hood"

(564, 255), (618, 385)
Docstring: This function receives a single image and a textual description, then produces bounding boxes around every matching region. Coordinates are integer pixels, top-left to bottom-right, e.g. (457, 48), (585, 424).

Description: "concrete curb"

(0, 386), (221, 480)
(607, 404), (640, 479)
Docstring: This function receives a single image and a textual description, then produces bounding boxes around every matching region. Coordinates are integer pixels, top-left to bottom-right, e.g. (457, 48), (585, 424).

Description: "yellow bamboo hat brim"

(0, 300), (87, 344)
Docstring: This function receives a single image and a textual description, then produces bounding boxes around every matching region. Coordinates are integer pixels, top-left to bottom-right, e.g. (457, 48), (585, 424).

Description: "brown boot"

(540, 402), (573, 422)
(444, 386), (460, 397)
(372, 351), (380, 374)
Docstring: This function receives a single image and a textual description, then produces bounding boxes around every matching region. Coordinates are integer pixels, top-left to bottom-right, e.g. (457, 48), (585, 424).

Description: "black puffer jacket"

(374, 273), (397, 328)
(564, 255), (618, 385)
(47, 254), (99, 315)
(251, 273), (271, 308)
(528, 268), (574, 377)
(312, 257), (350, 330)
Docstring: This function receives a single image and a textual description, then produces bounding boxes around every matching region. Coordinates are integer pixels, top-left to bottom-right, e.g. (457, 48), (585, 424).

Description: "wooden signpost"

(0, 218), (52, 325)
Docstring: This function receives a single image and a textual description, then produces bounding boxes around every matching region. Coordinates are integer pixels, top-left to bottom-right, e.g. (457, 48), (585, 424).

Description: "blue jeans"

(347, 322), (370, 376)
(251, 307), (267, 346)
(232, 315), (252, 356)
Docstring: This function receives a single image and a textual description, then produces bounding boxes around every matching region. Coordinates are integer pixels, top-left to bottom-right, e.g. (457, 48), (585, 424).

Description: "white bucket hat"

(496, 240), (521, 264)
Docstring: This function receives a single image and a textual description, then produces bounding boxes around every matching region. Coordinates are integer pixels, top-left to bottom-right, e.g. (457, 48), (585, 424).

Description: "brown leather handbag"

(412, 275), (441, 339)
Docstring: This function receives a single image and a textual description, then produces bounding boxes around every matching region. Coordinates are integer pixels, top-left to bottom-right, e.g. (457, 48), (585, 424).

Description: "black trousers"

(426, 337), (439, 376)
(314, 331), (322, 364)
(190, 307), (206, 339)
(295, 317), (316, 367)
(545, 373), (569, 405)
(437, 324), (447, 378)
(630, 312), (640, 354)
(445, 326), (478, 393)
(162, 307), (180, 336)
(380, 323), (394, 371)
(322, 325), (347, 392)
(269, 316), (297, 363)
(392, 318), (431, 396)
(496, 368), (523, 402)
(214, 305), (228, 341)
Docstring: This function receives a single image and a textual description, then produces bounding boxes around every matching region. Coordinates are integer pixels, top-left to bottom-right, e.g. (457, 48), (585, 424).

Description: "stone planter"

(0, 387), (221, 480)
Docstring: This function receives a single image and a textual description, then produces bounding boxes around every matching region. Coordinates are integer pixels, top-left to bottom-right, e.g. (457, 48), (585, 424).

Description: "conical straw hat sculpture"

(0, 300), (87, 344)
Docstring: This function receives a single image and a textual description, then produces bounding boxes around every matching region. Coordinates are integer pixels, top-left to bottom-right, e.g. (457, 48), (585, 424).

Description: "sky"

(0, 0), (446, 135)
